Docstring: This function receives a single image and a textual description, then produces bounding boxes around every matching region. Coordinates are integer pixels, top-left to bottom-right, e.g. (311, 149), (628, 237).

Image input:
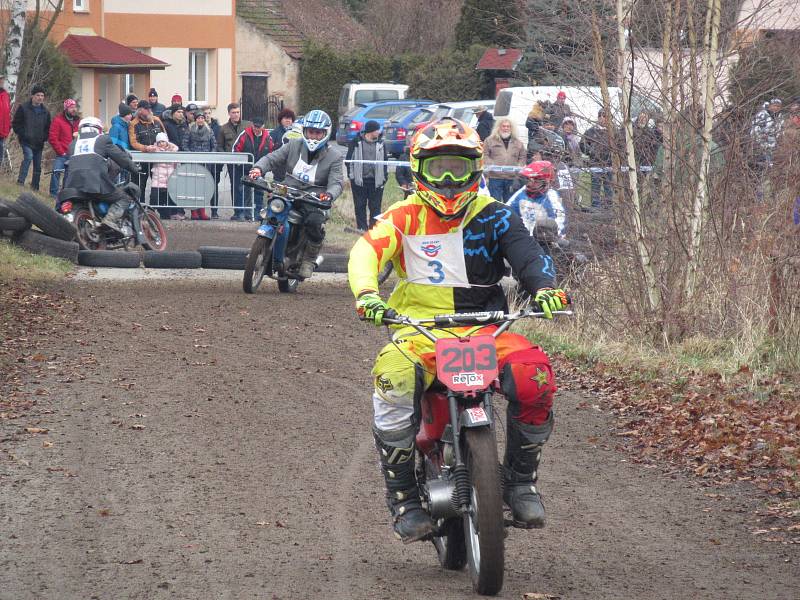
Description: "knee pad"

(372, 345), (425, 431)
(304, 210), (326, 243)
(500, 347), (556, 425)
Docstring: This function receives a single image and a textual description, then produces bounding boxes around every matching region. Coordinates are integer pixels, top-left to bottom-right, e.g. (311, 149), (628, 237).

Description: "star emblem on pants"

(532, 368), (549, 388)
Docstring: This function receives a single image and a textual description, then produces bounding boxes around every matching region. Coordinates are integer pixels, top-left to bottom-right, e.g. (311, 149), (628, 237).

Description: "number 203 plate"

(435, 336), (499, 393)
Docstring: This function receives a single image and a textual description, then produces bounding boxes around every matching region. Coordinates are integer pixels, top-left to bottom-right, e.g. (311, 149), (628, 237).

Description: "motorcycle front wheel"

(141, 210), (168, 251)
(243, 236), (273, 294)
(463, 427), (505, 596)
(73, 209), (105, 250)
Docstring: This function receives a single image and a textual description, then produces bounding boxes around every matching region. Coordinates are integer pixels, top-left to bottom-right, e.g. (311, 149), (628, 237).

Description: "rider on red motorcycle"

(347, 118), (568, 542)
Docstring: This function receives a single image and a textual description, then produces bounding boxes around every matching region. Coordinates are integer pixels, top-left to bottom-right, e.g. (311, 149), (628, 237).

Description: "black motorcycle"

(58, 182), (168, 251)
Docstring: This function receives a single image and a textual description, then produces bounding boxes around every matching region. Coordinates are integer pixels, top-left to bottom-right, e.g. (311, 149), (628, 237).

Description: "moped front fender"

(257, 223), (277, 239)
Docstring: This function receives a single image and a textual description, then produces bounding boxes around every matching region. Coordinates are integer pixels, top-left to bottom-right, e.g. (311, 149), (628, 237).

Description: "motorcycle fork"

(449, 389), (495, 514)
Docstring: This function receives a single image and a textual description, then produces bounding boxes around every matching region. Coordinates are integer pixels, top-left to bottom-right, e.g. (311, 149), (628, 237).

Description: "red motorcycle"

(383, 308), (571, 596)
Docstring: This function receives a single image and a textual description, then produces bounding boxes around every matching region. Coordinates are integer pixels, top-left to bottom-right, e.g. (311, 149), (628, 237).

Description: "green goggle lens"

(421, 156), (475, 183)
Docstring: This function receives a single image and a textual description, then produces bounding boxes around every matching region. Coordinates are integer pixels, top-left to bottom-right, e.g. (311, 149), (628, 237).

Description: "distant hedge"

(299, 42), (489, 122)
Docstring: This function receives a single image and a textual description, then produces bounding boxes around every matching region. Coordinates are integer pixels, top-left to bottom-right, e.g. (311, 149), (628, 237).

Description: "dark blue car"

(336, 99), (435, 145)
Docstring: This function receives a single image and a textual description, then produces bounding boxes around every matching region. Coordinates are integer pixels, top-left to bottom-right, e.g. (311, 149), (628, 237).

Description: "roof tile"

(237, 0), (305, 59)
(58, 35), (168, 68)
(476, 48), (523, 71)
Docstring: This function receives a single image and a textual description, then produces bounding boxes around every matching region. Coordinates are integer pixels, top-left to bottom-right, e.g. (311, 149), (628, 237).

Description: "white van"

(338, 82), (409, 116)
(493, 86), (622, 139)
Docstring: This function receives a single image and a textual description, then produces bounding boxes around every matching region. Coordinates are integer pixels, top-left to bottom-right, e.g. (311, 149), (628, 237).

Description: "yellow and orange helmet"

(409, 118), (484, 217)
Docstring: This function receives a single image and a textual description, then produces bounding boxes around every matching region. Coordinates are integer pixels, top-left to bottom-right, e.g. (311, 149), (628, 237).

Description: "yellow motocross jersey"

(348, 193), (555, 319)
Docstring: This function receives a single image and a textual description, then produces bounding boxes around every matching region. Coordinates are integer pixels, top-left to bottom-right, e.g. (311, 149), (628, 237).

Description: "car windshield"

(354, 89), (400, 104)
(386, 108), (417, 124)
(409, 109), (433, 125)
(431, 106), (450, 120)
(365, 103), (415, 119)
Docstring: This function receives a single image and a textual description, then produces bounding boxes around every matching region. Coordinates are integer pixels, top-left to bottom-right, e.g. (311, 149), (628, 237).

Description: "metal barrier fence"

(129, 151), (257, 220)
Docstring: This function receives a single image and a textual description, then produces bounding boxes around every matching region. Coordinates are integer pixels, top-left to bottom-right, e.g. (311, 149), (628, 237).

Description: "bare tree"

(4, 0), (28, 102)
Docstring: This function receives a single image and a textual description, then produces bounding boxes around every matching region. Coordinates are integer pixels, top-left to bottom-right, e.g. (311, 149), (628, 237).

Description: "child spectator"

(150, 132), (182, 220)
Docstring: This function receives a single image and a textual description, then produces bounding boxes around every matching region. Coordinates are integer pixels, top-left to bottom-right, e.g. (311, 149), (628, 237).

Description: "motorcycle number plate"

(435, 336), (498, 393)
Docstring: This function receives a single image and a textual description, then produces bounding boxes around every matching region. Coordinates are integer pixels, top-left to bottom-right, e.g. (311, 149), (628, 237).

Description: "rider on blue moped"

(248, 110), (343, 279)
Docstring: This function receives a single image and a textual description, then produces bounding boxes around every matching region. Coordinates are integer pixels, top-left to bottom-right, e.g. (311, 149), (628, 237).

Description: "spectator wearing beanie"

(202, 107), (223, 215)
(110, 103), (135, 150)
(147, 88), (166, 118)
(125, 94), (139, 110)
(129, 99), (166, 204)
(48, 98), (80, 198)
(171, 94), (183, 107)
(345, 119), (387, 231)
(182, 111), (217, 220)
(218, 102), (251, 220)
(13, 85), (51, 190)
(270, 108), (296, 152)
(234, 116), (273, 219)
(163, 104), (188, 149)
(150, 131), (181, 219)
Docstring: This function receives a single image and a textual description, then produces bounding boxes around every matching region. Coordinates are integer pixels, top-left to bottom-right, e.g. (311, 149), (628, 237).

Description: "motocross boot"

(101, 200), (127, 233)
(298, 239), (322, 279)
(373, 427), (434, 544)
(503, 411), (553, 529)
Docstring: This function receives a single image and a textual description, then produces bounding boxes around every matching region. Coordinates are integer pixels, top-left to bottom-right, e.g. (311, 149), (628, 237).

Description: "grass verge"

(0, 239), (73, 283)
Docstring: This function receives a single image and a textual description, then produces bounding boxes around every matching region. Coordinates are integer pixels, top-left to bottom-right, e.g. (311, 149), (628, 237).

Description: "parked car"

(338, 82), (409, 117)
(383, 106), (437, 158)
(407, 100), (496, 140)
(335, 99), (435, 145)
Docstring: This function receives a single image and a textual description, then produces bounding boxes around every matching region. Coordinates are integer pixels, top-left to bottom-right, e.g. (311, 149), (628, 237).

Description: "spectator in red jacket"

(233, 116), (273, 219)
(49, 98), (80, 197)
(0, 74), (10, 170)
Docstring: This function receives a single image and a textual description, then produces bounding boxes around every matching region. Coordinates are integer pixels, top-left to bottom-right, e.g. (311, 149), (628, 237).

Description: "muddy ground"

(1, 273), (798, 600)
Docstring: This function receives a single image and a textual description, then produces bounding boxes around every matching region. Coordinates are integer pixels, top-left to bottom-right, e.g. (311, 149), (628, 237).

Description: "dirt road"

(1, 277), (797, 599)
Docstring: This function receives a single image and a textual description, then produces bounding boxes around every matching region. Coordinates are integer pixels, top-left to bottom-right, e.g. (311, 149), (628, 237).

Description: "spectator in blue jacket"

(109, 103), (134, 150)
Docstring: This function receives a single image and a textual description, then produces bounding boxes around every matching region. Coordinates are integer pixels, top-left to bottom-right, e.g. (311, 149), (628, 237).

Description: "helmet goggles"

(420, 155), (479, 185)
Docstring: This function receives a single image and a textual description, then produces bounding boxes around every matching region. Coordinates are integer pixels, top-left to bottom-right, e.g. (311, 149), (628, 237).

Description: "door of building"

(241, 74), (269, 123)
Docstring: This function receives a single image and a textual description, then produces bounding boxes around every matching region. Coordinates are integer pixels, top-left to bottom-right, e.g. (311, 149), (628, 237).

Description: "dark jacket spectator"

(48, 100), (80, 156)
(12, 91), (51, 150)
(217, 104), (251, 152)
(474, 106), (494, 141)
(163, 106), (188, 149)
(203, 108), (221, 142)
(181, 114), (217, 152)
(146, 88), (166, 117)
(110, 103), (134, 150)
(128, 101), (166, 151)
(632, 112), (662, 167)
(270, 108), (296, 152)
(580, 113), (614, 165)
(525, 101), (545, 159)
(233, 120), (273, 162)
(125, 94), (139, 110)
(547, 92), (572, 127)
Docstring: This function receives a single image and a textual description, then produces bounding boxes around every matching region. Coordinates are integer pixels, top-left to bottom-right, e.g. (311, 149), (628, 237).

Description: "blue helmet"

(301, 109), (332, 152)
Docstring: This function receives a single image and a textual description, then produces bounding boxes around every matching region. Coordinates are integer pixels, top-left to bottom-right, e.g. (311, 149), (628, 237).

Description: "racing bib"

(291, 157), (318, 185)
(73, 137), (98, 156)
(402, 231), (470, 287)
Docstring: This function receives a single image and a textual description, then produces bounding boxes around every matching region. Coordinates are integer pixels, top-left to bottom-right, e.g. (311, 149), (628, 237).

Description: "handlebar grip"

(382, 308), (398, 324)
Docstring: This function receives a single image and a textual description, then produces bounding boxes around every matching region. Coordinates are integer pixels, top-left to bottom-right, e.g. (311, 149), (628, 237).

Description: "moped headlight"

(269, 198), (286, 214)
(259, 208), (267, 219)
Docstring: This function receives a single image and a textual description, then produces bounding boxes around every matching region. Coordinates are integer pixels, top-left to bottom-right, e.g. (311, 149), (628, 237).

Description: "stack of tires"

(0, 193), (80, 263)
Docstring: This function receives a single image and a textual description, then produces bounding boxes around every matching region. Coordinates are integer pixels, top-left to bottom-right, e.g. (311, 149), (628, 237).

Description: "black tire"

(13, 193), (76, 242)
(142, 250), (202, 269)
(73, 208), (106, 250)
(433, 517), (467, 571)
(199, 246), (249, 270)
(243, 236), (272, 293)
(14, 229), (79, 263)
(315, 253), (348, 273)
(140, 210), (168, 252)
(0, 199), (14, 217)
(277, 276), (299, 293)
(463, 427), (505, 596)
(78, 250), (141, 268)
(378, 261), (393, 285)
(0, 216), (31, 234)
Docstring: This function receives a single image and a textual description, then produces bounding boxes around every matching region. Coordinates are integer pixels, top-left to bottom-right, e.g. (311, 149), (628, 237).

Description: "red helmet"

(520, 160), (554, 196)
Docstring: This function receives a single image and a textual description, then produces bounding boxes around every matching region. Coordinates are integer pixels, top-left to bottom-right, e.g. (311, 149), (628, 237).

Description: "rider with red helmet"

(507, 160), (566, 240)
(348, 118), (569, 542)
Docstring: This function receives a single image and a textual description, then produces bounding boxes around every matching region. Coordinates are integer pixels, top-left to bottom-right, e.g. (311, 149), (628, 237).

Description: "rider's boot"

(298, 239), (322, 279)
(101, 200), (126, 233)
(502, 411), (553, 529)
(373, 426), (434, 543)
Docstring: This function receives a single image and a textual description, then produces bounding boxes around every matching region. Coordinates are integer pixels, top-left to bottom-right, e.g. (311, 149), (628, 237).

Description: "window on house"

(74, 0), (88, 12)
(188, 50), (208, 103)
(120, 74), (135, 99)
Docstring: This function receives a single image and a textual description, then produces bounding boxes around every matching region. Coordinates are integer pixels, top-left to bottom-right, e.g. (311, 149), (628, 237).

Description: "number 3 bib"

(403, 231), (470, 287)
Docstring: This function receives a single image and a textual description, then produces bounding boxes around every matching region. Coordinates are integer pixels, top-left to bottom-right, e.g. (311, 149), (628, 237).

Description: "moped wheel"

(73, 209), (106, 250)
(277, 277), (299, 293)
(463, 427), (504, 596)
(141, 210), (168, 251)
(432, 517), (466, 570)
(243, 236), (272, 294)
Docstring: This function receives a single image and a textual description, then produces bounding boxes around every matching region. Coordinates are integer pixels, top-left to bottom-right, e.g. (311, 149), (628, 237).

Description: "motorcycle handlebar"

(382, 308), (573, 328)
(240, 176), (332, 209)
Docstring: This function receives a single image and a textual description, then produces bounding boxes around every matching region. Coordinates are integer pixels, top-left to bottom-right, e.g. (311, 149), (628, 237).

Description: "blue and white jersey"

(506, 187), (566, 238)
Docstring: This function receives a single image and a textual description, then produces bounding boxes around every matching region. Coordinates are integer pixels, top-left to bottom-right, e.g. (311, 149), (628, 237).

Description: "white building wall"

(149, 47), (189, 106)
(236, 19), (300, 111)
(216, 47), (233, 118)
(103, 0), (232, 15)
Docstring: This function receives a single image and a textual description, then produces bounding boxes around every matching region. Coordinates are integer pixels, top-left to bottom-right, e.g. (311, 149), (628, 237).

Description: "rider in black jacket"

(65, 116), (140, 232)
